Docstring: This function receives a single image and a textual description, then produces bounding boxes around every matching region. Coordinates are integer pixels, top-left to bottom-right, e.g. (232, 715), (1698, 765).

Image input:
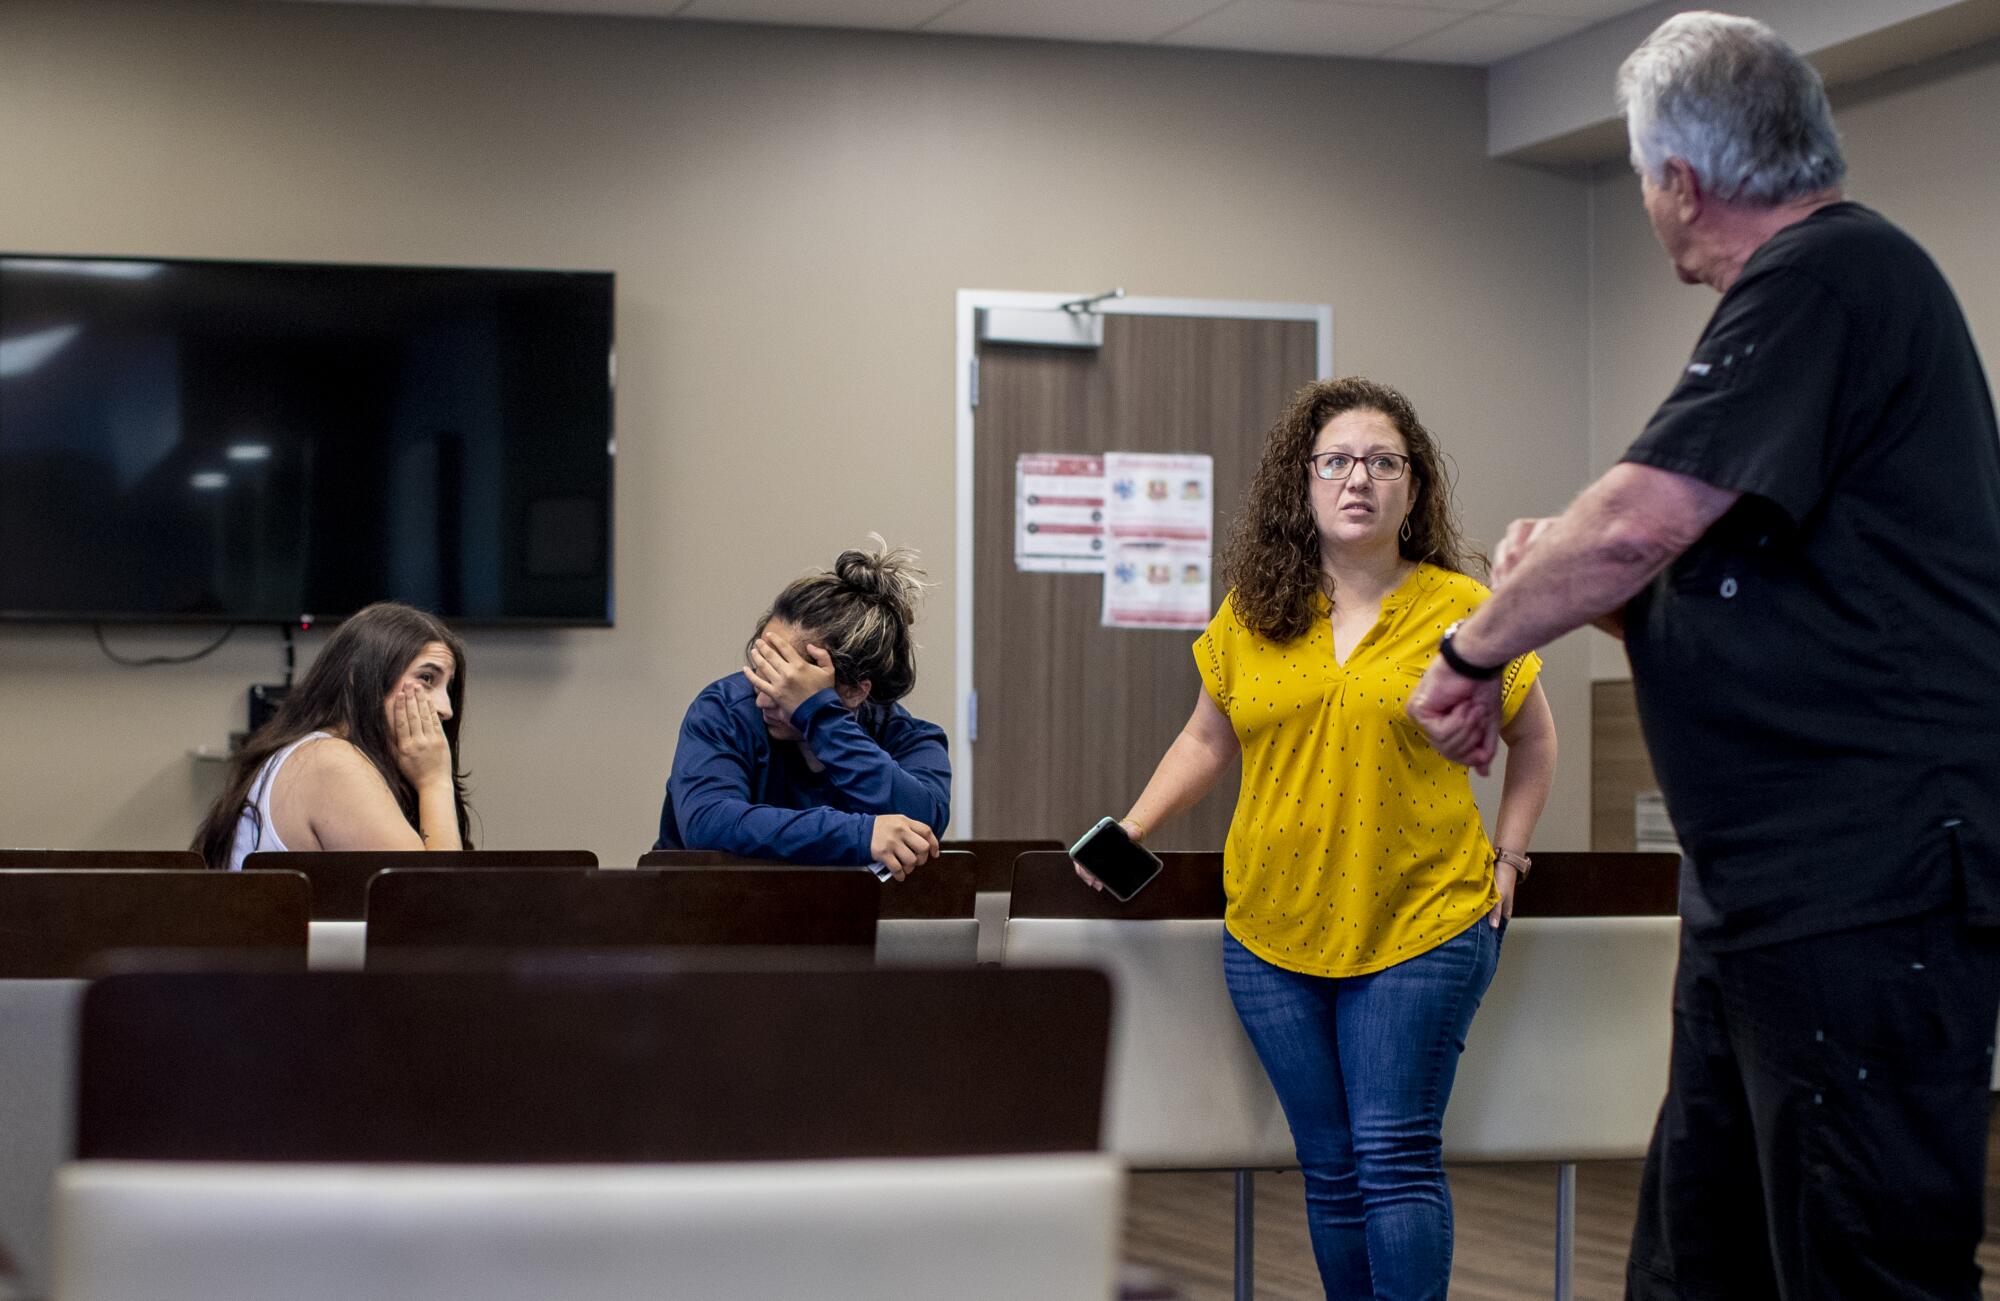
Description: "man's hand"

(1408, 660), (1504, 775)
(1492, 517), (1558, 587)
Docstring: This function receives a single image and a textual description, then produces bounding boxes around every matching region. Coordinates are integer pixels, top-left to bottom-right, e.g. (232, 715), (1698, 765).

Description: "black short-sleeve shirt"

(1620, 202), (2000, 949)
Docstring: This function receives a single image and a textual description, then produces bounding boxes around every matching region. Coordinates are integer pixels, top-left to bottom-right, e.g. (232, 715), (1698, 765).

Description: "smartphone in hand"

(1069, 817), (1164, 902)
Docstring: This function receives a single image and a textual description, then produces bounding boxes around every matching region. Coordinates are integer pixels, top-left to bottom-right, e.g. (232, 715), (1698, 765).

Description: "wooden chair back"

(942, 839), (1065, 893)
(243, 849), (598, 920)
(75, 966), (1113, 1162)
(0, 850), (201, 870)
(363, 868), (878, 963)
(1007, 850), (1224, 920)
(1506, 851), (1680, 917)
(0, 871), (308, 978)
(637, 850), (976, 921)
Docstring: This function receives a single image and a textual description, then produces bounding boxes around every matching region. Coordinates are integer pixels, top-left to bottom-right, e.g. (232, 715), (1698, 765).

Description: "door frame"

(952, 291), (1333, 837)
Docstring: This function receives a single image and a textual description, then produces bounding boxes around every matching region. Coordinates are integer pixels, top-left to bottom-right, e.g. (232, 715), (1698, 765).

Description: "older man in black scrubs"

(1409, 11), (2000, 1300)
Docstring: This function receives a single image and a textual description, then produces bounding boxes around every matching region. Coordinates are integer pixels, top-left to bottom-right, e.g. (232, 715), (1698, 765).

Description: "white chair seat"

(1442, 916), (1679, 1163)
(1005, 916), (1295, 1169)
(311, 919), (982, 969)
(305, 921), (365, 971)
(54, 1155), (1123, 1301)
(0, 980), (86, 1298)
(875, 917), (979, 966)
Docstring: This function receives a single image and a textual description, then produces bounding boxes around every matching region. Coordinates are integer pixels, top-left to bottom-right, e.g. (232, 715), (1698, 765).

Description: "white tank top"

(225, 732), (332, 872)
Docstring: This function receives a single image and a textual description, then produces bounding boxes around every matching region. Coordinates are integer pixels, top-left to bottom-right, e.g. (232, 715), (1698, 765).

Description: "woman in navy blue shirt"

(654, 540), (950, 879)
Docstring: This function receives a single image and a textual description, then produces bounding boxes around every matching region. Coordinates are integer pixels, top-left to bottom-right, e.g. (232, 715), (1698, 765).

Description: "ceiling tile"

(1312, 0), (1495, 11)
(922, 0), (1232, 43)
(428, 0), (689, 14)
(1383, 10), (1585, 63)
(1493, 0), (1658, 21)
(427, 0), (690, 14)
(1165, 1), (1462, 58)
(677, 0), (954, 27)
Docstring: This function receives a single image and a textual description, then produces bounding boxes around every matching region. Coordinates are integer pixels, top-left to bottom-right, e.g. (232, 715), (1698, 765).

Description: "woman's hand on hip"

(390, 686), (453, 791)
(745, 637), (839, 718)
(1487, 860), (1518, 929)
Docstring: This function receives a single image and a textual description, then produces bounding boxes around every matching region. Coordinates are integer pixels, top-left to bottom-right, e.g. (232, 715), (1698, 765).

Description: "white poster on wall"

(1103, 452), (1213, 547)
(1014, 453), (1106, 573)
(1100, 452), (1214, 630)
(1102, 539), (1212, 630)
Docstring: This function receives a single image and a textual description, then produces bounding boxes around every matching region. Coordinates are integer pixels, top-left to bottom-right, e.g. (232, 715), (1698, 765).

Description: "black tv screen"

(0, 254), (614, 626)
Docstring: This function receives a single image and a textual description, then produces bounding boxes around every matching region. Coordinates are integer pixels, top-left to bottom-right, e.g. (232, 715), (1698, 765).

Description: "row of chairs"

(0, 846), (1682, 1300)
(0, 842), (1678, 970)
(50, 966), (1127, 1301)
(0, 837), (1069, 911)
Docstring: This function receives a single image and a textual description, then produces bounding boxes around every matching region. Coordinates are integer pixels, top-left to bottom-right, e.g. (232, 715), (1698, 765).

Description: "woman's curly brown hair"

(1221, 376), (1483, 643)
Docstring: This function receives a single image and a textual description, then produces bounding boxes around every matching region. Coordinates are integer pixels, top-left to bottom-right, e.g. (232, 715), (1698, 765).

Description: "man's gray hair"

(1617, 11), (1845, 205)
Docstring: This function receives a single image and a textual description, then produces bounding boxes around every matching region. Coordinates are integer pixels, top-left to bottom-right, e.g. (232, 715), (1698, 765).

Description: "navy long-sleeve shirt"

(653, 674), (952, 865)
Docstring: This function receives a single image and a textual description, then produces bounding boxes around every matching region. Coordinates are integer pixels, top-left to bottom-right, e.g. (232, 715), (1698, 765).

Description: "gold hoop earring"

(1399, 517), (1412, 543)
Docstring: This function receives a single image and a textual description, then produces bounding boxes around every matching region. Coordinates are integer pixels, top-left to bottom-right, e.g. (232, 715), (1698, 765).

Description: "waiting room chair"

(0, 979), (84, 1299)
(638, 849), (979, 964)
(1004, 851), (1286, 1301)
(0, 870), (308, 1296)
(53, 1153), (1123, 1301)
(943, 838), (1065, 963)
(0, 870), (308, 978)
(243, 849), (599, 971)
(74, 966), (1111, 1163)
(244, 848), (598, 920)
(361, 867), (877, 967)
(0, 850), (200, 870)
(1442, 851), (1681, 1301)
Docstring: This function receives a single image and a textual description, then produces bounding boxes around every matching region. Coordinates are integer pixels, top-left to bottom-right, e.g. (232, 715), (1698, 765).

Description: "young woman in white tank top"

(224, 731), (334, 871)
(194, 603), (472, 870)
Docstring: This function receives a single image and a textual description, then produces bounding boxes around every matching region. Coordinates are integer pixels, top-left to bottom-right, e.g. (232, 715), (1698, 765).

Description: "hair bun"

(833, 534), (927, 622)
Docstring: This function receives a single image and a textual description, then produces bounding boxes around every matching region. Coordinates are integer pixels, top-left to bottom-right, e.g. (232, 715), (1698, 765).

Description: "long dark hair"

(752, 536), (927, 706)
(1221, 376), (1482, 643)
(193, 602), (472, 867)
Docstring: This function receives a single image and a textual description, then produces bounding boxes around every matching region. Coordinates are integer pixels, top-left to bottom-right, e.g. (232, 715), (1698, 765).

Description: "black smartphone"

(1069, 817), (1164, 902)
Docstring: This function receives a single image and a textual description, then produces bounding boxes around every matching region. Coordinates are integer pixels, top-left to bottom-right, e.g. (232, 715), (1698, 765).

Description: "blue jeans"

(1224, 920), (1502, 1301)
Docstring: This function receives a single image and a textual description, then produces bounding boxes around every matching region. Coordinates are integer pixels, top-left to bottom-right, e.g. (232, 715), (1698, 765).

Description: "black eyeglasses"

(1307, 452), (1410, 482)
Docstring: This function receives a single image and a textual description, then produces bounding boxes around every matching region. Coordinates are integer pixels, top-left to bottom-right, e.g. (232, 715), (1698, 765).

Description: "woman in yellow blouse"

(1090, 377), (1557, 1298)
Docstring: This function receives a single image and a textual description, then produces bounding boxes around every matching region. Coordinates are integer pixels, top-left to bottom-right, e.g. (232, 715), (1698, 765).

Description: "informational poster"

(1101, 539), (1212, 630)
(1103, 452), (1213, 545)
(1014, 453), (1106, 573)
(1100, 452), (1213, 629)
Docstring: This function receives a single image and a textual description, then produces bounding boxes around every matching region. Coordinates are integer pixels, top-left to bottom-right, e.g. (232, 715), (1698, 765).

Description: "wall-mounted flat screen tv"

(0, 254), (614, 626)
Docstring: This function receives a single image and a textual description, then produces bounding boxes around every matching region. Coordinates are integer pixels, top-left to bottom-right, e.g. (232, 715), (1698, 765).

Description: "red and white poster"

(1103, 452), (1213, 546)
(1100, 453), (1213, 630)
(1014, 453), (1106, 573)
(1101, 540), (1212, 630)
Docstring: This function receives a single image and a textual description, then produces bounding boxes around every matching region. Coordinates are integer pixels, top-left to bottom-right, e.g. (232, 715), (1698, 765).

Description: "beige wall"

(0, 0), (1601, 859)
(1585, 42), (2000, 679)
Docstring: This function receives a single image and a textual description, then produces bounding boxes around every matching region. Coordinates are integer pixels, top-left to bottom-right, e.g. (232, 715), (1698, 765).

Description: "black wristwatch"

(1438, 620), (1504, 680)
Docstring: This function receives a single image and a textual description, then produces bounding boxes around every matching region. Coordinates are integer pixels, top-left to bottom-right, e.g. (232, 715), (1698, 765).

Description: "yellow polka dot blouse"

(1194, 564), (1541, 978)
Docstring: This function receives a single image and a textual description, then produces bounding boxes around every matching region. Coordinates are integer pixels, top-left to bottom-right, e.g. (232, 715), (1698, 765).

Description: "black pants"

(1627, 909), (2000, 1300)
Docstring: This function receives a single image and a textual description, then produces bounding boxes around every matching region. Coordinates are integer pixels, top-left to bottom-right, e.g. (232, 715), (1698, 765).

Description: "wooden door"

(972, 314), (1319, 849)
